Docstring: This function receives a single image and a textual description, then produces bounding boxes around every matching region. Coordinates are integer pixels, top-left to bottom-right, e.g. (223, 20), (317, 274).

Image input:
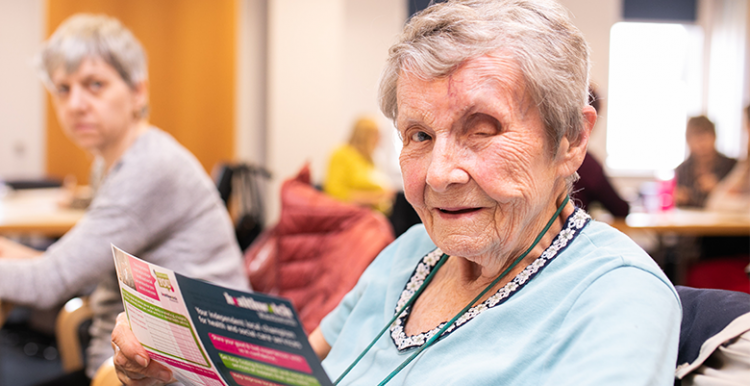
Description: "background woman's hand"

(111, 312), (175, 385)
(697, 173), (719, 193)
(0, 237), (43, 259)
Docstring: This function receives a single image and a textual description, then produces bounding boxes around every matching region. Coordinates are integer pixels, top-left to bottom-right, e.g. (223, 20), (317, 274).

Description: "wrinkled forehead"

(395, 53), (534, 123)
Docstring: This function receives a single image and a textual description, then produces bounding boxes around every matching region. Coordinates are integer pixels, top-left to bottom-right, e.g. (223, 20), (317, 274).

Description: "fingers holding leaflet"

(112, 312), (174, 385)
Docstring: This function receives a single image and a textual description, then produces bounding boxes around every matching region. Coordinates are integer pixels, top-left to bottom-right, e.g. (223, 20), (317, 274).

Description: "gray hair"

(379, 0), (591, 154)
(36, 14), (149, 116)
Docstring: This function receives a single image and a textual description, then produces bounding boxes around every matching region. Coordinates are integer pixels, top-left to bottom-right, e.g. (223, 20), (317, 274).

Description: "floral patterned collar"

(390, 208), (591, 351)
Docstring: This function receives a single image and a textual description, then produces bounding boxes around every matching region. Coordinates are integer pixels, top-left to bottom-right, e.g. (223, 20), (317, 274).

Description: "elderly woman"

(0, 14), (248, 386)
(112, 1), (680, 385)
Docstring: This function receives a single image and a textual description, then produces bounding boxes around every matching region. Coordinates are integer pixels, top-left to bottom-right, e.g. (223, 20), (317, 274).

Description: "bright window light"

(607, 22), (703, 174)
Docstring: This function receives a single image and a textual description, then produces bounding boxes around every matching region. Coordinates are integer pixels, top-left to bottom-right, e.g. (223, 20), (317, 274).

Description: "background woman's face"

(50, 56), (143, 155)
(686, 131), (716, 159)
(396, 53), (571, 262)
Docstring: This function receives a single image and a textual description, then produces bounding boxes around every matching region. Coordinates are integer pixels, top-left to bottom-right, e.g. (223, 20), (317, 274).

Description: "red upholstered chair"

(244, 164), (395, 333)
(686, 257), (750, 294)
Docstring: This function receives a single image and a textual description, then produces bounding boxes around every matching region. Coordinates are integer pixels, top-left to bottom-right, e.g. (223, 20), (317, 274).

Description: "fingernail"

(158, 370), (172, 383)
(135, 354), (148, 367)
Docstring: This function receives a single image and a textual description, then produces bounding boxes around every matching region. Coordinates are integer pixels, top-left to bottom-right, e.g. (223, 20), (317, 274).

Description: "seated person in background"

(113, 1), (680, 385)
(706, 105), (750, 212)
(675, 116), (736, 208)
(697, 105), (750, 286)
(573, 86), (630, 217)
(0, 14), (248, 386)
(323, 116), (395, 213)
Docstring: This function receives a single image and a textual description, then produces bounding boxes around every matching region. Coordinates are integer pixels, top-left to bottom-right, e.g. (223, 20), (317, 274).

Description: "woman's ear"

(556, 105), (596, 177)
(131, 80), (149, 118)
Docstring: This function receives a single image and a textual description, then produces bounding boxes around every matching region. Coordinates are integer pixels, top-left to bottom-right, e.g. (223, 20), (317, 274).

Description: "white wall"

(558, 0), (621, 164)
(557, 0), (647, 198)
(0, 0), (46, 181)
(342, 0), (406, 191)
(263, 0), (405, 222)
(236, 0), (267, 167)
(266, 0), (346, 221)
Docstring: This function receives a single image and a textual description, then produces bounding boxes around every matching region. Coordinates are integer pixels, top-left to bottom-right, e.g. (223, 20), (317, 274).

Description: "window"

(606, 22), (704, 174)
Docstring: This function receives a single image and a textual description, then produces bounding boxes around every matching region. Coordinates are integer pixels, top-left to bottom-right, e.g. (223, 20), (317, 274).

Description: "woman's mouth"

(438, 207), (481, 215)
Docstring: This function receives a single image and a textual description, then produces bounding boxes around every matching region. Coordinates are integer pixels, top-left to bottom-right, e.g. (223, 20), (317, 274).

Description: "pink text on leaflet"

(209, 333), (312, 374)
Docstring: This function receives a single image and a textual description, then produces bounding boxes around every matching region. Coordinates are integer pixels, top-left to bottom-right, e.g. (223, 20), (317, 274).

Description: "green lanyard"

(334, 195), (570, 386)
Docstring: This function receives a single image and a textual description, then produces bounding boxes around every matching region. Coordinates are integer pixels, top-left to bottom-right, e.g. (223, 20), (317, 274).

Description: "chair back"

(675, 286), (750, 385)
(213, 162), (272, 251)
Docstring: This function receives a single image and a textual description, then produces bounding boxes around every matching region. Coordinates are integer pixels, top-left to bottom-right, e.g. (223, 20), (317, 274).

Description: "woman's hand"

(309, 327), (332, 360)
(0, 237), (43, 259)
(697, 173), (719, 193)
(112, 312), (175, 385)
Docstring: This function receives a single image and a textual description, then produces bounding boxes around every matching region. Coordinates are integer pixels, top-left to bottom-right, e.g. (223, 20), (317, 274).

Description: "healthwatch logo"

(154, 271), (174, 292)
(223, 292), (293, 319)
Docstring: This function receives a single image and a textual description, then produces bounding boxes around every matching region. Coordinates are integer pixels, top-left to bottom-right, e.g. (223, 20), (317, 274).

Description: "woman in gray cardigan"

(0, 14), (249, 386)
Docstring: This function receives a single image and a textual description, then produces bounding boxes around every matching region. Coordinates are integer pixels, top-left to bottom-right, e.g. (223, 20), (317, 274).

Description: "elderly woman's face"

(396, 53), (575, 261)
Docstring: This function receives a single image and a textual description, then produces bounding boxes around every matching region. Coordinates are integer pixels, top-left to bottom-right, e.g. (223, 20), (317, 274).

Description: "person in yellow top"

(324, 116), (395, 213)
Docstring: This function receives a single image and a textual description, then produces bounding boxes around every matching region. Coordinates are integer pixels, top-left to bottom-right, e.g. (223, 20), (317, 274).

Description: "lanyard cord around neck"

(334, 195), (570, 386)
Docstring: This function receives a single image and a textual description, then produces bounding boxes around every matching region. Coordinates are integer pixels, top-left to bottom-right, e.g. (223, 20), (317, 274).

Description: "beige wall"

(558, 0), (621, 164)
(266, 0), (346, 221)
(0, 0), (46, 180)
(236, 0), (267, 167)
(558, 0), (643, 197)
(263, 0), (405, 222)
(3, 0), (748, 220)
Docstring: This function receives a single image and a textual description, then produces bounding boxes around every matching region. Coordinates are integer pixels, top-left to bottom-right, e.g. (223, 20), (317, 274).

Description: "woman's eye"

(472, 130), (494, 137)
(89, 81), (103, 91)
(467, 114), (501, 137)
(410, 131), (432, 142)
(55, 84), (70, 96)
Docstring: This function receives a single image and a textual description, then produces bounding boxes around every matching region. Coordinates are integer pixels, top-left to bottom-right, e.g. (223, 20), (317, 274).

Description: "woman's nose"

(425, 139), (470, 192)
(66, 85), (89, 111)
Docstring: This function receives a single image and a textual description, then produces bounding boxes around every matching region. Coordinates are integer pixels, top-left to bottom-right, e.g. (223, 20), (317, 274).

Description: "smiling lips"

(437, 207), (482, 215)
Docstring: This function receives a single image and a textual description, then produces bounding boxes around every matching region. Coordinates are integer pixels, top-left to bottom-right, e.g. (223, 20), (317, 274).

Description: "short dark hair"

(686, 115), (715, 137)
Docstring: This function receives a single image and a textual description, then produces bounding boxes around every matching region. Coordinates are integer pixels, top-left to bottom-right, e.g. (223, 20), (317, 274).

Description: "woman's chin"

(434, 235), (496, 261)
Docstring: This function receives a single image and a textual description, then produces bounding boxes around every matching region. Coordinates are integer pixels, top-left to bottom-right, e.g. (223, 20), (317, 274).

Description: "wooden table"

(0, 188), (85, 326)
(0, 188), (85, 237)
(610, 209), (750, 236)
(0, 299), (11, 327)
(609, 209), (749, 285)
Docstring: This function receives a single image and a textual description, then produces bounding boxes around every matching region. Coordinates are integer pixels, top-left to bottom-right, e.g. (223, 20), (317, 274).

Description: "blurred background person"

(674, 116), (736, 208)
(689, 105), (750, 293)
(0, 14), (248, 386)
(706, 105), (750, 212)
(572, 86), (630, 217)
(324, 116), (395, 213)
